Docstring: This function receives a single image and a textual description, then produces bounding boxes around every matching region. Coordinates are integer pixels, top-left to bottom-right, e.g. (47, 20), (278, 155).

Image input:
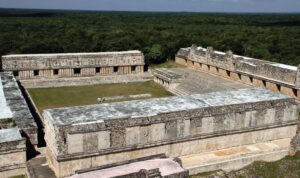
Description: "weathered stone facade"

(1, 51), (144, 79)
(175, 45), (300, 100)
(43, 88), (298, 177)
(0, 128), (26, 178)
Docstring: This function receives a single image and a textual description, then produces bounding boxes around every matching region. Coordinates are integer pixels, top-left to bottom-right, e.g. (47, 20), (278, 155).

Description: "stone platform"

(154, 68), (248, 96)
(180, 138), (291, 175)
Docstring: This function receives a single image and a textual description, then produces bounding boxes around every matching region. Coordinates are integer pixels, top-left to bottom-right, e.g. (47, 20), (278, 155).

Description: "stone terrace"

(44, 88), (286, 126)
(154, 68), (248, 96)
(43, 88), (298, 177)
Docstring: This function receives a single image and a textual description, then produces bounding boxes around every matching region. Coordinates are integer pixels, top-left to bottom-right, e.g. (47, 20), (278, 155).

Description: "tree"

(145, 44), (165, 65)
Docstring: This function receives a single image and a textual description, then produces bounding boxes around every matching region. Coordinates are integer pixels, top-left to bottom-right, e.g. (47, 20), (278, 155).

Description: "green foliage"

(0, 9), (300, 66)
(149, 60), (185, 69)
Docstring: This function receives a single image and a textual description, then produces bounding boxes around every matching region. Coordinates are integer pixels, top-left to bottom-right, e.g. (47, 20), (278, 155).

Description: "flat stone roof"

(0, 74), (13, 120)
(0, 72), (37, 129)
(44, 88), (290, 126)
(0, 128), (22, 143)
(2, 50), (142, 58)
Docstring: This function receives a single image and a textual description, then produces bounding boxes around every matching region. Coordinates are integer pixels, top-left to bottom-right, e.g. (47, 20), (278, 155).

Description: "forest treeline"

(0, 9), (299, 66)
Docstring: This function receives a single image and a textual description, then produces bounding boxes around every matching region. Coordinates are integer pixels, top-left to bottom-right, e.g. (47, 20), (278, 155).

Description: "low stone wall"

(21, 73), (153, 88)
(43, 88), (298, 177)
(175, 46), (300, 100)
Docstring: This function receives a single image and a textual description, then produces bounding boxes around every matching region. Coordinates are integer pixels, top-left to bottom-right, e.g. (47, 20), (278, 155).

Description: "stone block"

(264, 109), (276, 125)
(210, 66), (218, 75)
(98, 131), (111, 150)
(275, 108), (285, 123)
(190, 118), (202, 135)
(194, 62), (201, 69)
(126, 127), (140, 145)
(202, 117), (214, 133)
(219, 69), (230, 78)
(111, 128), (126, 148)
(233, 112), (245, 130)
(166, 121), (177, 139)
(241, 75), (253, 85)
(266, 82), (280, 93)
(253, 78), (266, 88)
(84, 133), (98, 152)
(187, 60), (194, 68)
(150, 123), (165, 142)
(177, 119), (190, 137)
(230, 72), (241, 81)
(223, 113), (236, 131)
(202, 64), (209, 71)
(175, 57), (187, 66)
(283, 105), (298, 122)
(140, 126), (151, 144)
(67, 133), (83, 154)
(59, 157), (92, 177)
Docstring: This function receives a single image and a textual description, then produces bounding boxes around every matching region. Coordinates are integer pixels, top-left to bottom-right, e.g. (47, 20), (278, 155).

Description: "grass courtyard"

(28, 81), (173, 113)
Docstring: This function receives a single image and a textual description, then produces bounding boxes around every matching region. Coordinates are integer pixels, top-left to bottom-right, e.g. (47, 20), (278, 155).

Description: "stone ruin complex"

(0, 47), (299, 178)
(173, 45), (300, 100)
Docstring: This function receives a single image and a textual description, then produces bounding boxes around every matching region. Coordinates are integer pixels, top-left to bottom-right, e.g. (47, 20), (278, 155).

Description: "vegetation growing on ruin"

(190, 155), (300, 178)
(149, 60), (186, 69)
(0, 9), (299, 67)
(28, 81), (173, 112)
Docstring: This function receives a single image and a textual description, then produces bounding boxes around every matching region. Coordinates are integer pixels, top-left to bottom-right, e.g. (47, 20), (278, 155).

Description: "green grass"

(190, 170), (221, 178)
(28, 81), (173, 113)
(9, 175), (26, 178)
(150, 60), (186, 69)
(190, 155), (300, 178)
(236, 155), (300, 178)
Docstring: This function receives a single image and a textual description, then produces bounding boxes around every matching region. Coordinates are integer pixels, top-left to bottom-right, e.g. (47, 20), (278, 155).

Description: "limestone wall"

(176, 45), (300, 100)
(1, 51), (145, 79)
(45, 125), (297, 177)
(43, 89), (298, 177)
(236, 60), (297, 85)
(0, 129), (26, 178)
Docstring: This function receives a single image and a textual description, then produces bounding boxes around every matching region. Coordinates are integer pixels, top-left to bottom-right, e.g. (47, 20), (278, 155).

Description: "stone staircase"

(168, 86), (191, 96)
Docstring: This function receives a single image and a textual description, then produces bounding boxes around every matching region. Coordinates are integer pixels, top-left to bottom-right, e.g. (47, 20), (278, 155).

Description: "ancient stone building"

(43, 88), (298, 177)
(175, 45), (300, 100)
(0, 47), (300, 178)
(0, 72), (37, 145)
(1, 51), (144, 79)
